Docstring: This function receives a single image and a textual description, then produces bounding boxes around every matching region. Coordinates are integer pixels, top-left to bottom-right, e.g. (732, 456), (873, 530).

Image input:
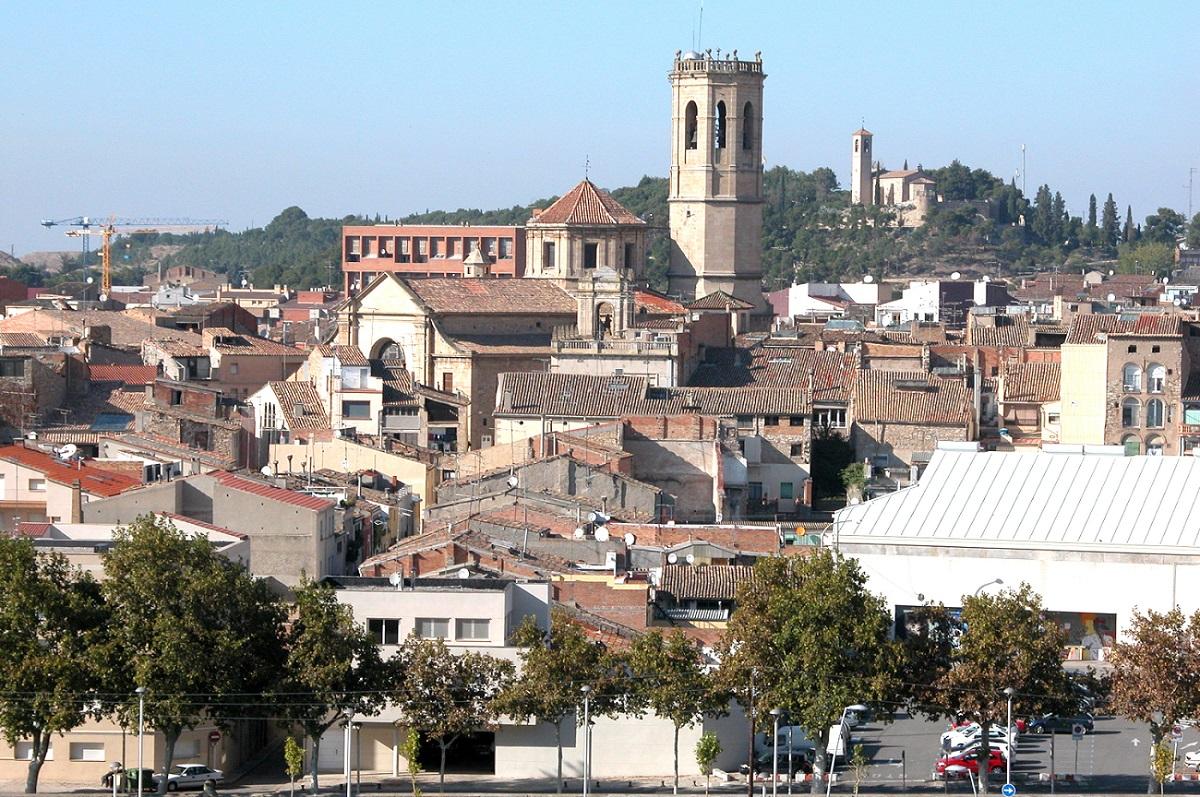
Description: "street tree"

(629, 630), (727, 794)
(919, 584), (1072, 794)
(283, 737), (304, 797)
(495, 613), (627, 794)
(391, 637), (514, 792)
(400, 728), (423, 797)
(100, 515), (285, 794)
(695, 732), (722, 796)
(1109, 608), (1200, 794)
(718, 552), (899, 794)
(277, 577), (388, 792)
(0, 537), (107, 793)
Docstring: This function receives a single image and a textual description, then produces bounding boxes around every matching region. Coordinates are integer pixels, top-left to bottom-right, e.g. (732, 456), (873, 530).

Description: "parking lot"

(826, 711), (1200, 792)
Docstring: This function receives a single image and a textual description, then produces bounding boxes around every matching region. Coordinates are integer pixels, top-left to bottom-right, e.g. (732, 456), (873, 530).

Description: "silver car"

(157, 764), (224, 791)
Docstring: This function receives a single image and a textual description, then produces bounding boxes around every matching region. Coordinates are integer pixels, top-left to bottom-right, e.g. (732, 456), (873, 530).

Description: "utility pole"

(1189, 167), (1196, 221)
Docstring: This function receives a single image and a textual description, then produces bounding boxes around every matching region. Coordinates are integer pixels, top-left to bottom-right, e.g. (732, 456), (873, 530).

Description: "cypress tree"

(1101, 193), (1119, 248)
(1124, 205), (1136, 243)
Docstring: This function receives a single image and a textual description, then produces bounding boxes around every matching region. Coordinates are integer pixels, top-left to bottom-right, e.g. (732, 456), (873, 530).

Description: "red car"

(936, 748), (1006, 776)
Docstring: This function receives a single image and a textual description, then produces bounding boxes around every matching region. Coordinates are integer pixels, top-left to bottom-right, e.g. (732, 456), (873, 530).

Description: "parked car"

(155, 764), (224, 791)
(936, 749), (1006, 777)
(1185, 750), (1200, 771)
(754, 726), (816, 757)
(1027, 714), (1094, 734)
(941, 723), (1016, 750)
(740, 751), (813, 777)
(953, 739), (1012, 761)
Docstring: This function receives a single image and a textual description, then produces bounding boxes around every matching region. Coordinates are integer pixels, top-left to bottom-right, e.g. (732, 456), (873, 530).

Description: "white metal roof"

(835, 446), (1200, 555)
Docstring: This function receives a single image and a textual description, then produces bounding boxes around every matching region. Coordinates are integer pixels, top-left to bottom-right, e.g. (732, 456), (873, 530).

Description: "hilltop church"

(851, 128), (938, 227)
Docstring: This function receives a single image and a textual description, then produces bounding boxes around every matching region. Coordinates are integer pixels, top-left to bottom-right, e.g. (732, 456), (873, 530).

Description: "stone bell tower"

(851, 128), (874, 206)
(666, 49), (767, 311)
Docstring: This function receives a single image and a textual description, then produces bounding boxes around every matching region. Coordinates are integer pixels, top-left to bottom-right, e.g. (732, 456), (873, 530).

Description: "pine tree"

(1101, 193), (1119, 248)
(1124, 205), (1136, 243)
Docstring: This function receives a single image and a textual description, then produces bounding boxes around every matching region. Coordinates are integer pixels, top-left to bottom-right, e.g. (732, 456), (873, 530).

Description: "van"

(754, 725), (815, 757)
(826, 722), (851, 757)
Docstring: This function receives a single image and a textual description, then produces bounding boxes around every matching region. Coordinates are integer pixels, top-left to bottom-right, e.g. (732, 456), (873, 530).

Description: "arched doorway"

(595, 302), (615, 339)
(371, 338), (404, 364)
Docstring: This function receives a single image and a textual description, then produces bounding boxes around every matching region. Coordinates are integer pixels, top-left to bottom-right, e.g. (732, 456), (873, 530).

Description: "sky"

(3, 0), (1198, 256)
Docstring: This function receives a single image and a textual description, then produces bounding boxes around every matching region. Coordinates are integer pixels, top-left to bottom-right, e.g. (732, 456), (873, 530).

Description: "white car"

(942, 724), (1016, 750)
(156, 765), (224, 792)
(1185, 750), (1200, 771)
(955, 739), (1012, 760)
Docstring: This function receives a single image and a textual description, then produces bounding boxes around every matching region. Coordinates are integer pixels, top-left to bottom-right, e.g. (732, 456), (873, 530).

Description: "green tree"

(1125, 205), (1137, 243)
(1117, 242), (1175, 277)
(718, 552), (898, 794)
(1084, 194), (1099, 246)
(390, 637), (514, 792)
(1102, 194), (1120, 249)
(839, 463), (867, 503)
(284, 737), (305, 797)
(629, 630), (727, 794)
(849, 744), (869, 797)
(1143, 207), (1186, 245)
(100, 516), (285, 794)
(0, 538), (107, 793)
(1109, 608), (1200, 794)
(1150, 740), (1174, 795)
(810, 428), (855, 506)
(496, 613), (628, 794)
(400, 728), (423, 797)
(920, 585), (1071, 794)
(1187, 212), (1200, 249)
(695, 732), (722, 796)
(277, 578), (388, 792)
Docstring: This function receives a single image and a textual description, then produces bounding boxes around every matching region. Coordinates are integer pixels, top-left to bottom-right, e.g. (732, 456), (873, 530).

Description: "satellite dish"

(86, 277), (94, 285)
(1108, 269), (1115, 276)
(587, 511), (599, 523)
(26, 431), (37, 440)
(623, 533), (636, 546)
(260, 465), (274, 477)
(863, 275), (874, 284)
(950, 271), (961, 281)
(457, 567), (471, 579)
(506, 475), (519, 489)
(388, 572), (402, 588)
(341, 459), (351, 472)
(594, 527), (610, 542)
(685, 554), (696, 564)
(1163, 276), (1170, 285)
(667, 552), (679, 564)
(1174, 298), (1183, 307)
(1107, 293), (1116, 302)
(983, 275), (991, 283)
(573, 527), (586, 540)
(58, 444), (78, 459)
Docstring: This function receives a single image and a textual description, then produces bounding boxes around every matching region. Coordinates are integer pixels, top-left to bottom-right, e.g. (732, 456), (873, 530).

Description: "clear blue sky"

(4, 0), (1198, 256)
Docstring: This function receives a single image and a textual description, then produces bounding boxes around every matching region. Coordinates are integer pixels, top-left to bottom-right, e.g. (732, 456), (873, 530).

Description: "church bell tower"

(851, 128), (874, 206)
(667, 49), (767, 311)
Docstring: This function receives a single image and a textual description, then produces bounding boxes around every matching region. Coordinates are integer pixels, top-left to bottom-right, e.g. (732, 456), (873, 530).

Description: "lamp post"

(135, 687), (145, 794)
(826, 705), (868, 797)
(769, 708), (784, 797)
(581, 686), (592, 797)
(343, 719), (352, 797)
(974, 578), (1003, 596)
(1003, 687), (1016, 788)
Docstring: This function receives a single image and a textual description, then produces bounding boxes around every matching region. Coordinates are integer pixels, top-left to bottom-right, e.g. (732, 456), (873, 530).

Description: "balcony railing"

(552, 338), (676, 354)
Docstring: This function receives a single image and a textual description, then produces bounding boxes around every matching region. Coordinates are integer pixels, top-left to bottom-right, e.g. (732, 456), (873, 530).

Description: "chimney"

(70, 480), (82, 523)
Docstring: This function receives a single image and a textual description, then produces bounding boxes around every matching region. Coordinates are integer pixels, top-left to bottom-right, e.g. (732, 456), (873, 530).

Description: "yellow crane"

(40, 216), (227, 297)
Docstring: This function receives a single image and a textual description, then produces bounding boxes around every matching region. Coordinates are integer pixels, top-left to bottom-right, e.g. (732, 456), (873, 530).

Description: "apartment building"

(342, 224), (525, 291)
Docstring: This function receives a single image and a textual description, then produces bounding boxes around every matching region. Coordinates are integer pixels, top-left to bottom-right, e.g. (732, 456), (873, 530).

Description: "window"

(789, 443), (803, 457)
(714, 101), (727, 149)
(69, 742), (104, 762)
(742, 101), (753, 150)
(1146, 399), (1165, 428)
(1122, 363), (1142, 392)
(170, 389), (183, 406)
(27, 479), (45, 492)
(1123, 435), (1141, 456)
(1122, 398), (1140, 427)
(1152, 345), (1161, 353)
(263, 403), (277, 429)
(788, 415), (804, 427)
(1047, 412), (1061, 425)
(415, 618), (449, 639)
(583, 243), (598, 269)
(763, 415), (780, 426)
(779, 482), (794, 500)
(15, 741), (53, 761)
(229, 362), (239, 375)
(1148, 363), (1166, 393)
(542, 242), (555, 272)
(815, 407), (847, 428)
(1128, 345), (1137, 353)
(441, 372), (453, 393)
(685, 101), (698, 149)
(456, 618), (490, 641)
(735, 415), (754, 429)
(0, 359), (23, 377)
(341, 401), (371, 420)
(1186, 404), (1200, 425)
(624, 242), (636, 270)
(499, 238), (513, 259)
(367, 618), (400, 645)
(1147, 435), (1165, 456)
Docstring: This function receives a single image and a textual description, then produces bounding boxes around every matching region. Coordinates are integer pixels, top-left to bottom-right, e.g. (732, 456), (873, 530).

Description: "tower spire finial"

(584, 155), (590, 181)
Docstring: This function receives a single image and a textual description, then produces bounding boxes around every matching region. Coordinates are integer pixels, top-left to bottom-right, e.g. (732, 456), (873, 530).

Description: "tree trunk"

(811, 739), (827, 795)
(554, 720), (563, 796)
(1148, 725), (1163, 796)
(159, 729), (179, 795)
(978, 720), (991, 795)
(673, 724), (680, 795)
(439, 741), (447, 795)
(310, 733), (321, 793)
(24, 728), (49, 793)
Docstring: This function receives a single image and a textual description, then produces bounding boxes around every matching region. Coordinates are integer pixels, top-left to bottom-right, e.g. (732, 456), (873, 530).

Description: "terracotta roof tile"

(968, 315), (1031, 348)
(0, 332), (50, 347)
(635, 290), (687, 315)
(611, 522), (780, 553)
(0, 445), (141, 497)
(315, 345), (369, 366)
(689, 344), (855, 402)
(268, 381), (330, 430)
(1001, 362), (1060, 403)
(1064, 314), (1182, 345)
(657, 564), (753, 601)
(530, 180), (645, 226)
(211, 471), (334, 511)
(405, 277), (576, 315)
(852, 370), (972, 426)
(686, 290), (756, 311)
(0, 309), (202, 350)
(207, 328), (305, 357)
(89, 364), (158, 386)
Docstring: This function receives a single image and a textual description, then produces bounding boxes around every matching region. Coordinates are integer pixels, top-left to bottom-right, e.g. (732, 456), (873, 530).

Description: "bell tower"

(667, 49), (767, 311)
(851, 128), (874, 205)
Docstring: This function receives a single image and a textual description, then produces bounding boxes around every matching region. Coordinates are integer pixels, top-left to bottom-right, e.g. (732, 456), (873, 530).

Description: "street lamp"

(826, 704), (869, 797)
(581, 685), (592, 797)
(1003, 687), (1016, 787)
(769, 708), (784, 797)
(974, 578), (1003, 596)
(135, 687), (145, 794)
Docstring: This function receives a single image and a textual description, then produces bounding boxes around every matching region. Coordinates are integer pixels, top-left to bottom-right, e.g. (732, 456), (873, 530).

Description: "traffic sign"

(208, 730), (221, 743)
(1172, 724), (1185, 741)
(1071, 723), (1086, 741)
(1001, 783), (1017, 797)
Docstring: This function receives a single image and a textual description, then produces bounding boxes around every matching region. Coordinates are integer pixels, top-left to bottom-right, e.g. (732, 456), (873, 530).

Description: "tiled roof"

(1064, 314), (1182, 345)
(635, 291), (686, 315)
(268, 381), (330, 430)
(207, 328), (306, 356)
(852, 370), (972, 426)
(0, 332), (50, 347)
(968, 315), (1030, 348)
(211, 471), (334, 511)
(89, 364), (158, 386)
(611, 523), (780, 554)
(15, 521), (52, 538)
(689, 344), (855, 403)
(405, 277), (576, 315)
(0, 445), (141, 497)
(497, 372), (813, 418)
(316, 344), (369, 366)
(530, 180), (646, 226)
(1002, 362), (1060, 404)
(657, 564), (754, 601)
(0, 309), (202, 350)
(686, 290), (756, 311)
(446, 333), (553, 354)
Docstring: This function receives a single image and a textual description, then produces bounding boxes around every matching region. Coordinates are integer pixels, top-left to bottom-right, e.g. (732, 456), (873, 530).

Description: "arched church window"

(742, 101), (753, 150)
(715, 101), (727, 149)
(685, 102), (698, 150)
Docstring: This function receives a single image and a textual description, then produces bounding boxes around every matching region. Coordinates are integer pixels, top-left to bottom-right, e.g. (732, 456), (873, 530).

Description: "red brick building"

(342, 224), (525, 291)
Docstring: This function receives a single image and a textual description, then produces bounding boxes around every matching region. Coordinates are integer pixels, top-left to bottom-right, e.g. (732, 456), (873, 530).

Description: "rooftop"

(529, 180), (646, 226)
(211, 471), (334, 511)
(1065, 314), (1182, 344)
(657, 564), (753, 601)
(853, 370), (972, 426)
(0, 445), (142, 497)
(1002, 362), (1060, 404)
(686, 290), (756, 311)
(266, 381), (330, 430)
(404, 277), (576, 315)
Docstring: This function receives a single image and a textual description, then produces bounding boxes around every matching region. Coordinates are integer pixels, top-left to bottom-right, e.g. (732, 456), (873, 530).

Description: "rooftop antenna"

(1189, 167), (1196, 221)
(697, 0), (703, 50)
(584, 155), (590, 181)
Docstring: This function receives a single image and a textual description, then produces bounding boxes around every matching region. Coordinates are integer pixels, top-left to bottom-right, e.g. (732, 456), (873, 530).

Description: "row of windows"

(684, 100), (755, 151)
(1121, 362), (1167, 393)
(368, 617), (491, 645)
(347, 236), (514, 261)
(1122, 435), (1166, 456)
(1121, 398), (1169, 428)
(735, 410), (846, 429)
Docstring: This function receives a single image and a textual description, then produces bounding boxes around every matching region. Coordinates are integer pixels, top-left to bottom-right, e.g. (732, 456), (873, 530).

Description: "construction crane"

(40, 216), (227, 298)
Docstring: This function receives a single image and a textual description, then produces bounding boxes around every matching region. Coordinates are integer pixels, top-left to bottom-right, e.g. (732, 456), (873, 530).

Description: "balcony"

(552, 338), (677, 355)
